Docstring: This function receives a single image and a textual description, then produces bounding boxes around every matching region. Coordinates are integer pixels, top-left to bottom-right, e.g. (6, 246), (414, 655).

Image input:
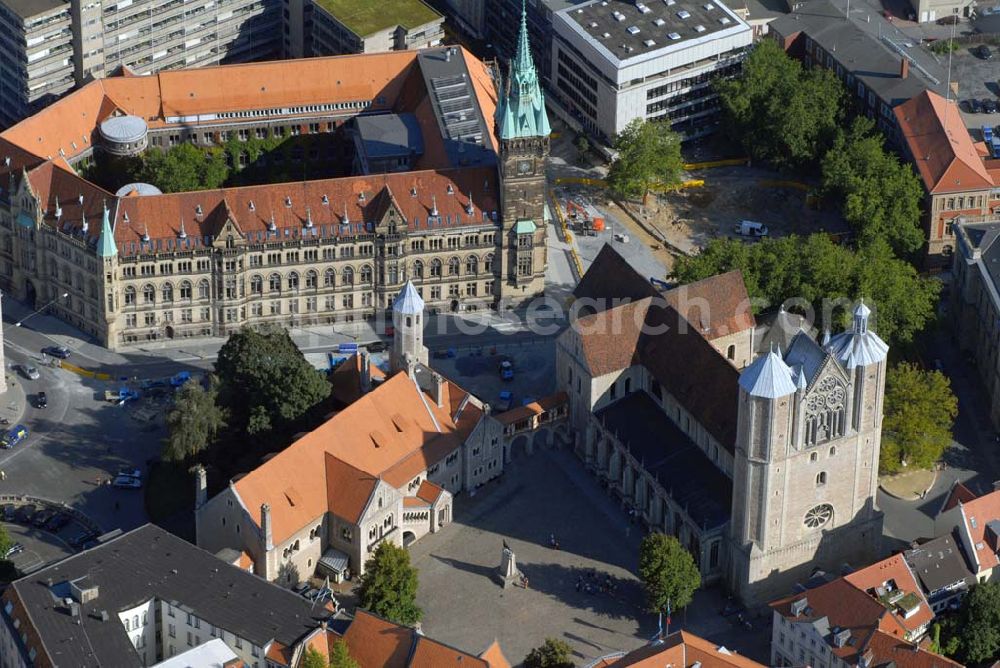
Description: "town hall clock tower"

(495, 1), (550, 306)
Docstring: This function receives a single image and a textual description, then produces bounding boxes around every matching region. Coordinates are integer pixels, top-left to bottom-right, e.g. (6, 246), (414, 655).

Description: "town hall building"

(557, 246), (887, 604)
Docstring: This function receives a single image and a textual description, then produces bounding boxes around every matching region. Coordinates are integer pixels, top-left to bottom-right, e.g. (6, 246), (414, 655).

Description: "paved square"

(409, 447), (654, 664)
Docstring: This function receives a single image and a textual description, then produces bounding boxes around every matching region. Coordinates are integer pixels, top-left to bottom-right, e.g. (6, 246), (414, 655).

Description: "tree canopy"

(638, 533), (701, 613)
(163, 379), (226, 462)
(523, 638), (574, 668)
(715, 39), (843, 171)
(140, 143), (228, 193)
(942, 581), (1000, 663)
(820, 118), (925, 257)
(329, 639), (360, 668)
(607, 119), (684, 199)
(301, 646), (330, 668)
(357, 542), (422, 626)
(880, 362), (958, 473)
(671, 235), (938, 347)
(214, 327), (331, 436)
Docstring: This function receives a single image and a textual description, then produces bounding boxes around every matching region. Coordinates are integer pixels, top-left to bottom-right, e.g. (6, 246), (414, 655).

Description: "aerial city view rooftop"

(0, 0), (999, 665)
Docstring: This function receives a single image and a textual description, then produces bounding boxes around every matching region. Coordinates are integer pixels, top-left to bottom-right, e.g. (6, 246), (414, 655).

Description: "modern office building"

(0, 0), (76, 128)
(309, 0), (443, 57)
(549, 0), (752, 142)
(0, 0), (283, 129)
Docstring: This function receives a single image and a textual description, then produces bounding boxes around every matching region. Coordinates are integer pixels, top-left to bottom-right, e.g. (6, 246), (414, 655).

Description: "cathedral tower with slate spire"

(728, 302), (886, 605)
(495, 0), (550, 306)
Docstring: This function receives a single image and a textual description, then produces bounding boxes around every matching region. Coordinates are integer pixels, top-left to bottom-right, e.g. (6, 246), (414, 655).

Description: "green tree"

(715, 39), (843, 171)
(523, 638), (574, 668)
(329, 639), (359, 668)
(820, 118), (925, 257)
(357, 542), (422, 625)
(954, 581), (1000, 663)
(638, 533), (701, 614)
(574, 134), (590, 156)
(301, 646), (329, 668)
(141, 143), (228, 193)
(671, 234), (938, 347)
(880, 362), (958, 473)
(214, 327), (331, 436)
(163, 379), (227, 462)
(606, 119), (683, 199)
(0, 524), (12, 558)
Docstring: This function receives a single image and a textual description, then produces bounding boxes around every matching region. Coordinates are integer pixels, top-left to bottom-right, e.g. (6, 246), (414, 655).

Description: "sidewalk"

(879, 468), (939, 500)
(0, 371), (26, 428)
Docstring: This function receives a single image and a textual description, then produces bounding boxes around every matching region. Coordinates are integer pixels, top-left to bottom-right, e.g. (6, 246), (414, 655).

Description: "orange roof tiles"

(894, 90), (995, 194)
(494, 391), (568, 425)
(112, 167), (498, 252)
(574, 298), (650, 377)
(341, 609), (489, 668)
(599, 631), (766, 668)
(842, 554), (933, 636)
(26, 159), (113, 246)
(330, 353), (386, 406)
(324, 454), (378, 524)
(940, 480), (977, 514)
(663, 270), (756, 341)
(958, 487), (1000, 572)
(865, 630), (962, 668)
(478, 639), (511, 668)
(233, 371), (479, 544)
(414, 479), (444, 505)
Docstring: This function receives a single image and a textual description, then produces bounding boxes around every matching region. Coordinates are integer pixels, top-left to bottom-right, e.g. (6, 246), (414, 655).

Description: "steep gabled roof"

(573, 244), (658, 308)
(342, 610), (488, 668)
(663, 270), (756, 341)
(894, 90), (994, 194)
(842, 554), (934, 637)
(957, 488), (1000, 572)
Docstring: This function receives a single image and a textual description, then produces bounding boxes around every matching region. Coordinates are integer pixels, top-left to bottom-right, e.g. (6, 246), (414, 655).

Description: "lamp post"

(15, 292), (69, 329)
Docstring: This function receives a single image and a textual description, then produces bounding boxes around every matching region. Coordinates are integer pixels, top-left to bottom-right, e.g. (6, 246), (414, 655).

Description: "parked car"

(35, 392), (47, 409)
(499, 359), (514, 381)
(42, 346), (71, 359)
(45, 513), (72, 531)
(969, 98), (985, 113)
(19, 365), (40, 380)
(733, 220), (769, 237)
(366, 341), (387, 353)
(984, 98), (999, 114)
(4, 543), (23, 559)
(975, 45), (994, 60)
(70, 532), (97, 548)
(2, 425), (29, 449)
(113, 475), (142, 489)
(15, 504), (37, 524)
(0, 504), (15, 521)
(117, 468), (141, 480)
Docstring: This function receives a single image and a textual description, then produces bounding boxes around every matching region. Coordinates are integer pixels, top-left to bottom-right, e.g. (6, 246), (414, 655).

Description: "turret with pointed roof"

(97, 202), (116, 258)
(496, 0), (551, 141)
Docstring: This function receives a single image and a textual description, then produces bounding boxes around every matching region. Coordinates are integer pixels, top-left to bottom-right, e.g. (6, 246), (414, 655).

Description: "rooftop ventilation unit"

(833, 629), (851, 648)
(613, 10), (626, 20)
(603, 31), (611, 37)
(790, 598), (809, 616)
(704, 2), (715, 8)
(637, 2), (651, 12)
(654, 17), (666, 25)
(644, 38), (656, 46)
(677, 10), (691, 18)
(694, 24), (706, 31)
(590, 21), (599, 27)
(627, 25), (641, 34)
(668, 31), (681, 39)
(719, 16), (731, 23)
(666, 0), (676, 6)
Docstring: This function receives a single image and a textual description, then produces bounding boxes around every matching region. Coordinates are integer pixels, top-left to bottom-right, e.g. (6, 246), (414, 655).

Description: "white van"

(733, 220), (769, 237)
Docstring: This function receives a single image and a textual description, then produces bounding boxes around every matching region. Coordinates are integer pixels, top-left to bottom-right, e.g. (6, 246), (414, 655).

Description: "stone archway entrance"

(532, 428), (551, 451)
(507, 434), (529, 461)
(165, 325), (175, 339)
(403, 531), (416, 547)
(24, 280), (36, 309)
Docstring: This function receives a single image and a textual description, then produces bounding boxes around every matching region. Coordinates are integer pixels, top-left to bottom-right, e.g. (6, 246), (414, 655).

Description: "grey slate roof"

(739, 346), (798, 398)
(826, 303), (888, 368)
(595, 391), (732, 530)
(393, 280), (425, 314)
(354, 113), (424, 159)
(5, 524), (329, 666)
(770, 0), (946, 106)
(904, 534), (975, 596)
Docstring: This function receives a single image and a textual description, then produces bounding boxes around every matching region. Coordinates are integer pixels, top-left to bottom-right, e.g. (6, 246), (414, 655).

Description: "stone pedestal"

(497, 546), (522, 589)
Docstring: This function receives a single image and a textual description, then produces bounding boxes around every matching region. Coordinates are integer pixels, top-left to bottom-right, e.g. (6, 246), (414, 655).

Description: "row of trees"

(935, 581), (1000, 663)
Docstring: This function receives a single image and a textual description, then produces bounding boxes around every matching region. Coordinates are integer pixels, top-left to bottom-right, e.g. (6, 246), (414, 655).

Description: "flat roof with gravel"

(314, 0), (441, 37)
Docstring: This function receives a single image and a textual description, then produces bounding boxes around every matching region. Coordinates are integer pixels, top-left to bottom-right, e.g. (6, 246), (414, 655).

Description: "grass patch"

(314, 0), (439, 35)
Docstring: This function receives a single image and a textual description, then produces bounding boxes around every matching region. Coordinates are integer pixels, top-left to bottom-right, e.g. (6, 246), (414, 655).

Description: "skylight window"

(637, 2), (651, 12)
(704, 2), (715, 8)
(613, 10), (625, 20)
(694, 24), (706, 32)
(677, 9), (691, 18)
(654, 17), (666, 25)
(627, 25), (640, 34)
(644, 38), (656, 46)
(668, 31), (681, 39)
(719, 16), (731, 24)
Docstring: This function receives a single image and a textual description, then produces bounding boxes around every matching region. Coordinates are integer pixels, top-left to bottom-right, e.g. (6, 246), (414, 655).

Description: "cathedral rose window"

(804, 504), (833, 529)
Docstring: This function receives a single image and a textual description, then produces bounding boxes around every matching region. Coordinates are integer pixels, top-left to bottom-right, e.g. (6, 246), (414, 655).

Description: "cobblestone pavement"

(408, 446), (771, 665)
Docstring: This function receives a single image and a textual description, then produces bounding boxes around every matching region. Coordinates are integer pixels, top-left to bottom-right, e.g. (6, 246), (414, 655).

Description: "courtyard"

(408, 446), (770, 665)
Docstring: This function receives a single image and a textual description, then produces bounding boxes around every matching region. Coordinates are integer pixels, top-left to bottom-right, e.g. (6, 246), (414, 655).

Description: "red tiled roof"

(479, 639), (511, 668)
(342, 609), (487, 668)
(601, 631), (766, 668)
(494, 391), (568, 425)
(111, 167), (498, 253)
(414, 479), (444, 505)
(663, 270), (756, 341)
(865, 630), (962, 668)
(958, 488), (1000, 572)
(940, 480), (977, 514)
(330, 353), (386, 406)
(26, 159), (113, 246)
(894, 90), (994, 194)
(324, 454), (378, 524)
(842, 554), (933, 636)
(233, 371), (479, 545)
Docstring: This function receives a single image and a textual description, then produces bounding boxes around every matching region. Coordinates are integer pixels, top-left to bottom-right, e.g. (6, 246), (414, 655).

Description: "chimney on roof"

(360, 350), (372, 393)
(261, 503), (273, 551)
(194, 464), (207, 511)
(900, 57), (909, 79)
(431, 372), (445, 408)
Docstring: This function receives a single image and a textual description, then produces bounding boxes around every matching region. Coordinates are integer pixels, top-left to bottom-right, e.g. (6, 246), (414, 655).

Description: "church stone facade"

(557, 246), (886, 605)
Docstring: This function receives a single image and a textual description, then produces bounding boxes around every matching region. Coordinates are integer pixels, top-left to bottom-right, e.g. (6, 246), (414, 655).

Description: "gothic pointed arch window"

(324, 269), (336, 287)
(360, 265), (373, 284)
(287, 271), (299, 290)
(305, 270), (318, 289)
(124, 285), (136, 305)
(412, 260), (424, 279)
(250, 275), (263, 294)
(180, 280), (192, 300)
(268, 273), (281, 292)
(448, 257), (460, 276)
(430, 259), (442, 277)
(142, 284), (155, 304)
(803, 377), (847, 447)
(466, 255), (478, 275)
(342, 266), (355, 285)
(198, 279), (210, 299)
(484, 253), (494, 274)
(161, 282), (174, 302)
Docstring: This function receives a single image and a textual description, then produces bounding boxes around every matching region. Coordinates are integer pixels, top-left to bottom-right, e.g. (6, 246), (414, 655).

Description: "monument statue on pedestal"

(497, 539), (522, 589)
